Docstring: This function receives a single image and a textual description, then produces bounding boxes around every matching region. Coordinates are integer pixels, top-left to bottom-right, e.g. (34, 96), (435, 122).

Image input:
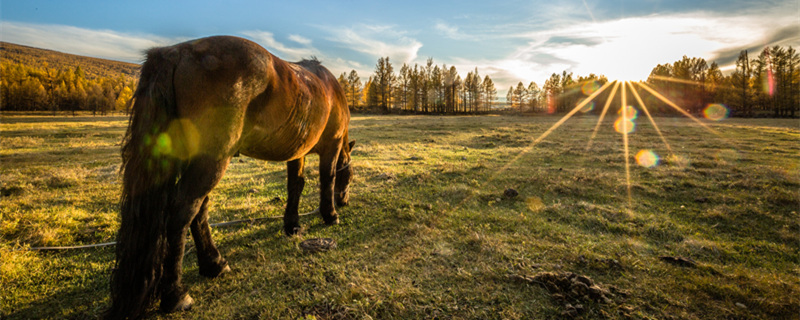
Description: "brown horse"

(106, 36), (354, 319)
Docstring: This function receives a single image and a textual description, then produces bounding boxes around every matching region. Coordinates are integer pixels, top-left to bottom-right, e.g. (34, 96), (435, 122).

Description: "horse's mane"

(297, 57), (324, 73)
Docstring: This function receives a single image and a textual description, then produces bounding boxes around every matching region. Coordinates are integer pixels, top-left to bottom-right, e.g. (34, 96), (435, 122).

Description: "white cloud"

(435, 22), (471, 41)
(288, 34), (312, 45)
(241, 30), (366, 78)
(0, 21), (179, 63)
(324, 24), (423, 65)
(241, 30), (320, 61)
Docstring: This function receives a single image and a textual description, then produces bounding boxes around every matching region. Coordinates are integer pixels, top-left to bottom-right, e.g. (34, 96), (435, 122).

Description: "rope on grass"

(18, 210), (318, 251)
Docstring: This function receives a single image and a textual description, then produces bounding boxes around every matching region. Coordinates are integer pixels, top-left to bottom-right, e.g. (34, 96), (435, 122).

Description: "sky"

(1, 0), (798, 90)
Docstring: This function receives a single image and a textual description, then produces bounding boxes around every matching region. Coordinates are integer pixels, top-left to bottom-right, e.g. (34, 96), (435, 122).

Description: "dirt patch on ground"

(513, 271), (633, 318)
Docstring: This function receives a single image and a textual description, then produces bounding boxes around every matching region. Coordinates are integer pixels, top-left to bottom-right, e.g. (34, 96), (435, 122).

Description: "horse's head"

(335, 140), (355, 207)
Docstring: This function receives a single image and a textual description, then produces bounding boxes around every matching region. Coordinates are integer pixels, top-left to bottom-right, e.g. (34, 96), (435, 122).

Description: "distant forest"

(0, 42), (139, 114)
(1, 41), (797, 118)
(342, 45), (799, 117)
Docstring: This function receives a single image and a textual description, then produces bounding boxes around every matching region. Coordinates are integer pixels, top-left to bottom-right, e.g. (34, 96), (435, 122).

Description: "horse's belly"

(237, 126), (318, 162)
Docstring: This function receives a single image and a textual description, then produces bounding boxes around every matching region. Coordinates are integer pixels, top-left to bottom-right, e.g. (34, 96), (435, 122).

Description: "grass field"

(1, 112), (798, 319)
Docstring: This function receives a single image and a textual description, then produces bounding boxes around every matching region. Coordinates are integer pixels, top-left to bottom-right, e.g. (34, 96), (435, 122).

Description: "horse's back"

(152, 35), (348, 162)
(144, 36), (273, 159)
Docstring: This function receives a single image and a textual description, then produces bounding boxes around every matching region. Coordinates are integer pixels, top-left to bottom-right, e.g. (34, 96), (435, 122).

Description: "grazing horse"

(106, 36), (354, 319)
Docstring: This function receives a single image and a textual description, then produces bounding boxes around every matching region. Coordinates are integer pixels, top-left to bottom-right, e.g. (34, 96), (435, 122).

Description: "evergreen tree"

(373, 57), (395, 113)
(514, 82), (527, 112)
(482, 75), (497, 112)
(346, 70), (363, 110)
(526, 82), (541, 112)
(397, 64), (411, 111)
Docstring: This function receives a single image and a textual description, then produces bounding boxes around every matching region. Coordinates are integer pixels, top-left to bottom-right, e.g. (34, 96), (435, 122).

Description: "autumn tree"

(1, 61), (135, 114)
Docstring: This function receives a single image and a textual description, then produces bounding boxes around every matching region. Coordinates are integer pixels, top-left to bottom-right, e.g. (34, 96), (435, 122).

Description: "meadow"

(1, 112), (798, 319)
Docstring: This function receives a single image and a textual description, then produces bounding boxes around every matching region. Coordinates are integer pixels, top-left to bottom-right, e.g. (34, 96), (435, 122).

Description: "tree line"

(337, 45), (798, 117)
(1, 61), (136, 114)
(646, 45), (799, 118)
(337, 57), (497, 114)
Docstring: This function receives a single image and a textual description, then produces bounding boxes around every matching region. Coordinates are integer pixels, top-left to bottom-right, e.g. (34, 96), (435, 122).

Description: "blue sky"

(1, 0), (798, 89)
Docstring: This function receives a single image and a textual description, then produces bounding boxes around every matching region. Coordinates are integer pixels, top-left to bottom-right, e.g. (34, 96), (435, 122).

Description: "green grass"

(1, 112), (798, 319)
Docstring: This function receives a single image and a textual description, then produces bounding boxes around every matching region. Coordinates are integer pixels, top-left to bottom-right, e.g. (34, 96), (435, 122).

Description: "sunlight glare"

(621, 83), (633, 209)
(581, 101), (596, 113)
(614, 118), (636, 134)
(703, 103), (729, 121)
(713, 149), (740, 164)
(618, 105), (638, 120)
(666, 154), (691, 169)
(581, 80), (600, 95)
(587, 81), (620, 150)
(635, 82), (722, 136)
(525, 196), (545, 212)
(532, 81), (613, 144)
(627, 81), (673, 153)
(635, 150), (659, 168)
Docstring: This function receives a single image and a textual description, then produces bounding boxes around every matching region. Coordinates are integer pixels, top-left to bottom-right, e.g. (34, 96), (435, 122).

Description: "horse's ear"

(348, 140), (356, 150)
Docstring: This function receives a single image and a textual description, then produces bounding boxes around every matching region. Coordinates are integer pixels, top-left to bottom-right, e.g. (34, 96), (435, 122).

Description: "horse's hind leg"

(284, 157), (305, 235)
(160, 157), (230, 313)
(191, 196), (230, 277)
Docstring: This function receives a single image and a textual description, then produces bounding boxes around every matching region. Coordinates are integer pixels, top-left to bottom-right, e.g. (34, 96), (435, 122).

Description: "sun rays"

(514, 76), (732, 212)
(451, 73), (733, 216)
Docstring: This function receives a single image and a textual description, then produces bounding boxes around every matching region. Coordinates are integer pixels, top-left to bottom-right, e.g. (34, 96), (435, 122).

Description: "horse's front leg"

(318, 148), (340, 225)
(284, 157), (305, 236)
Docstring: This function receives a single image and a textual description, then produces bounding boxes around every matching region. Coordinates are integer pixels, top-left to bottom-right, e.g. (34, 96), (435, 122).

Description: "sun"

(579, 48), (654, 82)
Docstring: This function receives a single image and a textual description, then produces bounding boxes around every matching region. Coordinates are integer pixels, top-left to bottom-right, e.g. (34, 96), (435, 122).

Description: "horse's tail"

(105, 47), (183, 320)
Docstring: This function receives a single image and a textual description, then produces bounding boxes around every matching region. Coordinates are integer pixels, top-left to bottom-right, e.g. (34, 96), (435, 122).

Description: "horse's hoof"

(324, 216), (339, 225)
(199, 258), (230, 278)
(284, 225), (301, 236)
(165, 294), (194, 313)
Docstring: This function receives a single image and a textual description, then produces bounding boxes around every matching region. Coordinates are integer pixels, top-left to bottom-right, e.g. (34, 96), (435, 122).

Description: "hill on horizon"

(1, 42), (140, 81)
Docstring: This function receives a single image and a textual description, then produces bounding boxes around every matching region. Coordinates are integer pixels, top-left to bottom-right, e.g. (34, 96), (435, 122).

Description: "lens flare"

(627, 81), (673, 153)
(635, 82), (722, 137)
(166, 119), (201, 160)
(581, 101), (595, 113)
(618, 105), (638, 119)
(547, 94), (556, 114)
(620, 82), (632, 210)
(667, 154), (691, 169)
(766, 68), (775, 96)
(703, 104), (729, 121)
(713, 149), (740, 164)
(525, 196), (545, 212)
(615, 118), (636, 134)
(635, 150), (659, 168)
(153, 132), (172, 157)
(587, 81), (621, 150)
(581, 81), (600, 95)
